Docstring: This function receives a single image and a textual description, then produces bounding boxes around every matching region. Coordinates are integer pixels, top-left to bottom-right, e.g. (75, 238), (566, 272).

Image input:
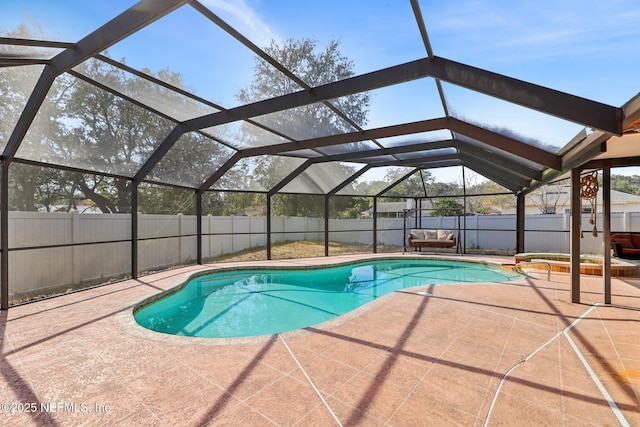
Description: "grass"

(206, 240), (515, 263)
(207, 240), (401, 263)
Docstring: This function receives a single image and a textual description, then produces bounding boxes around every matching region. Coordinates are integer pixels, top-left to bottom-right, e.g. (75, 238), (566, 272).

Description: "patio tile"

(145, 381), (241, 425)
(388, 392), (478, 427)
(1, 255), (639, 426)
(181, 345), (253, 380)
(291, 402), (340, 426)
(125, 364), (209, 407)
(324, 395), (384, 426)
(204, 402), (278, 426)
(298, 353), (360, 395)
(361, 352), (433, 391)
(332, 371), (408, 422)
(244, 376), (322, 425)
(209, 359), (285, 401)
(320, 335), (386, 370)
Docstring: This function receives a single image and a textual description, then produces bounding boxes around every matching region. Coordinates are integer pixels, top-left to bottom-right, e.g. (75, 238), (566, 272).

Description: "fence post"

(624, 211), (630, 232)
(564, 210), (571, 252)
(231, 215), (235, 253)
(177, 213), (182, 264)
(71, 211), (80, 284)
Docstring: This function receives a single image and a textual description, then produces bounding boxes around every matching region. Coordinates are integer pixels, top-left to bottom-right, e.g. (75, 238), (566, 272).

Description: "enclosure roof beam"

(1, 0), (189, 163)
(310, 139), (457, 163)
(459, 151), (532, 186)
(49, 0), (190, 75)
(448, 118), (561, 170)
(0, 59), (50, 66)
(95, 53), (292, 155)
(0, 37), (76, 49)
(143, 52), (603, 182)
(242, 118), (449, 157)
(69, 69), (179, 124)
(239, 117), (560, 170)
(375, 169), (422, 198)
(366, 153), (461, 168)
(430, 57), (622, 135)
(453, 141), (543, 181)
(197, 151), (245, 194)
(181, 56), (621, 136)
(327, 165), (372, 196)
(313, 139), (455, 163)
(310, 137), (542, 182)
(459, 153), (529, 191)
(267, 160), (316, 196)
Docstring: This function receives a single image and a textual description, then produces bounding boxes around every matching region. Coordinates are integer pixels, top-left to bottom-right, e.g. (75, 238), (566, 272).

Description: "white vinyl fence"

(8, 211), (640, 296)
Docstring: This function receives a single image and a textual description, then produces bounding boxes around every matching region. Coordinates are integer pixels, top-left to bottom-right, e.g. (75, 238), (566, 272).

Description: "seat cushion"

(424, 230), (438, 240)
(410, 230), (424, 240)
(617, 238), (635, 249)
(622, 248), (640, 255)
(437, 230), (450, 240)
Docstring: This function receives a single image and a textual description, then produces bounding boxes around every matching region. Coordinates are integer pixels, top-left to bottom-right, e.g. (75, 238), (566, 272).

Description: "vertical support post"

(414, 197), (419, 229)
(462, 166), (466, 210)
(462, 166), (467, 254)
(1, 161), (9, 310)
(570, 168), (581, 303)
(602, 165), (611, 304)
(373, 197), (378, 253)
(516, 193), (525, 253)
(131, 180), (138, 280)
(196, 191), (202, 265)
(324, 195), (329, 257)
(266, 194), (272, 260)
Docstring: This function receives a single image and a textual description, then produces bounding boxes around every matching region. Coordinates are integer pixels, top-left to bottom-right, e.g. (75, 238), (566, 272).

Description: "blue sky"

(3, 0), (640, 182)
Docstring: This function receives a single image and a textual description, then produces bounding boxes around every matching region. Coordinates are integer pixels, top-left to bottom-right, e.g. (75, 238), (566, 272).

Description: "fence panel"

(8, 210), (636, 299)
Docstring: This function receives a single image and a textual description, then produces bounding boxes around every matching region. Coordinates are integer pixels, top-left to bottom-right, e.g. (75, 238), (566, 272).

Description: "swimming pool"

(134, 258), (521, 338)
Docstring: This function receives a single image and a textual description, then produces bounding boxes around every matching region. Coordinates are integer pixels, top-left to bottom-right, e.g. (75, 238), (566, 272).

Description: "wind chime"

(579, 171), (599, 238)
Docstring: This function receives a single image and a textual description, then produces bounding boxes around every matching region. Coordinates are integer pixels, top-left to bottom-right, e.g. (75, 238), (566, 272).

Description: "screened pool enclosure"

(2, 0), (640, 308)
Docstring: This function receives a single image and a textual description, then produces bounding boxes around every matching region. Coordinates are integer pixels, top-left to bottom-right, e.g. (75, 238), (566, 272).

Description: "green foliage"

(236, 38), (371, 217)
(272, 194), (324, 217)
(138, 184), (195, 215)
(201, 191), (265, 216)
(431, 198), (463, 216)
(237, 38), (369, 134)
(610, 174), (640, 195)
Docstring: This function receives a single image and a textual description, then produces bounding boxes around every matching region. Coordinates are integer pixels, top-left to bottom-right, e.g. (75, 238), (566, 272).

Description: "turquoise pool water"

(134, 258), (521, 338)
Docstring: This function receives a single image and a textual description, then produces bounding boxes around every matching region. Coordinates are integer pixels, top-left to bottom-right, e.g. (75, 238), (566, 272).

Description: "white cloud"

(199, 0), (280, 47)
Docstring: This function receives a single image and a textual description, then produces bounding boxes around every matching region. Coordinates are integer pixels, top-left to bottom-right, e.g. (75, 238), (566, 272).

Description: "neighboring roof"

(2, 1), (639, 198)
(602, 189), (640, 204)
(523, 186), (640, 206)
(362, 202), (411, 214)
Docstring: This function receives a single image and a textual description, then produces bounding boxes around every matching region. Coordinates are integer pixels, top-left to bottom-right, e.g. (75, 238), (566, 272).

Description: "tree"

(4, 35), (231, 213)
(378, 169), (434, 201)
(1, 25), (70, 211)
(465, 179), (513, 215)
(529, 181), (570, 214)
(237, 38), (370, 217)
(237, 38), (369, 134)
(431, 198), (463, 216)
(610, 174), (640, 196)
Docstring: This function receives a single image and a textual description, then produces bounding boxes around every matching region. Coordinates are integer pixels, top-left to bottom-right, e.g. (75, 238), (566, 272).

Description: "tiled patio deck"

(1, 253), (639, 426)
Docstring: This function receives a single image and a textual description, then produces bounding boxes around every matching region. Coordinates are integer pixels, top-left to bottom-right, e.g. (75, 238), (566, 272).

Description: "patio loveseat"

(407, 229), (456, 251)
(610, 233), (640, 258)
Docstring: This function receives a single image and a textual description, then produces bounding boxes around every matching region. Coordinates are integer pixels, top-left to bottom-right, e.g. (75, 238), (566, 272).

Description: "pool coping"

(514, 252), (640, 277)
(116, 254), (523, 346)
